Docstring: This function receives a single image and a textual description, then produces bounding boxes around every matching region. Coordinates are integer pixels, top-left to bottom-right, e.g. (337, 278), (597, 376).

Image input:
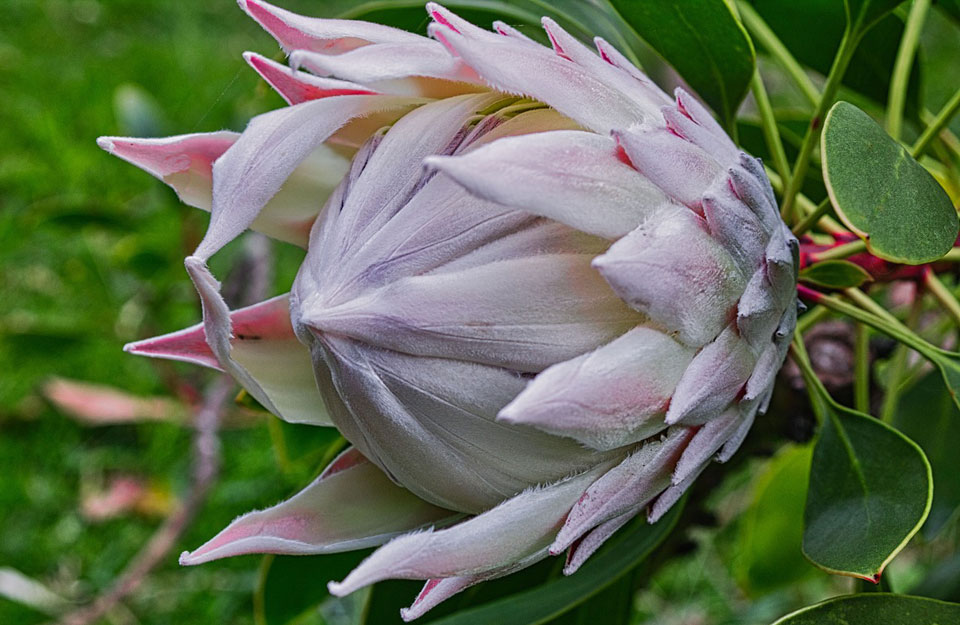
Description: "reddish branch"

(56, 376), (234, 625)
(56, 234), (273, 625)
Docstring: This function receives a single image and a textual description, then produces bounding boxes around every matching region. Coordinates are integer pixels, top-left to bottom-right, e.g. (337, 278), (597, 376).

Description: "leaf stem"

(766, 168), (848, 234)
(797, 304), (830, 334)
(854, 323), (870, 413)
(810, 239), (867, 262)
(737, 1), (820, 106)
(880, 298), (923, 423)
(780, 27), (861, 222)
(923, 267), (960, 327)
(843, 288), (902, 327)
(792, 197), (834, 236)
(797, 285), (933, 358)
(886, 0), (930, 141)
(751, 69), (791, 185)
(912, 88), (960, 158)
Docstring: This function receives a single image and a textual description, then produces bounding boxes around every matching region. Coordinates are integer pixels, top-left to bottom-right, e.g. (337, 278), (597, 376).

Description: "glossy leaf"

(799, 260), (873, 289)
(609, 0), (755, 126)
(802, 375), (932, 581)
(894, 373), (960, 537)
(734, 445), (817, 594)
(822, 102), (958, 264)
(427, 499), (683, 625)
(256, 552), (369, 625)
(771, 593), (960, 625)
(749, 1), (922, 113)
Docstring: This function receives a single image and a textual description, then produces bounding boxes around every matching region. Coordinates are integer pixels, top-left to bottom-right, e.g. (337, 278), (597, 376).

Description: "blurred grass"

(0, 1), (319, 623)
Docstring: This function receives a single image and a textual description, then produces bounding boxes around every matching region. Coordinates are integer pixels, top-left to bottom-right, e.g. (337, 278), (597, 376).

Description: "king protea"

(99, 0), (797, 619)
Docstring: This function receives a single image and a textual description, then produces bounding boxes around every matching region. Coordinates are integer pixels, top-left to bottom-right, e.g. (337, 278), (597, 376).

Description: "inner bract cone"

(101, 1), (798, 619)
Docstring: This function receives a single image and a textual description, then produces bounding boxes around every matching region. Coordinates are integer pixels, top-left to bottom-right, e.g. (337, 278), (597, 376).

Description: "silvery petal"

(499, 327), (693, 450)
(180, 448), (458, 565)
(427, 130), (669, 240)
(665, 325), (757, 425)
(303, 253), (641, 372)
(127, 292), (331, 426)
(593, 203), (745, 347)
(614, 127), (723, 210)
(195, 94), (423, 260)
(240, 0), (424, 53)
(327, 466), (607, 595)
(316, 335), (611, 513)
(428, 17), (658, 133)
(551, 427), (694, 553)
(244, 51), (378, 105)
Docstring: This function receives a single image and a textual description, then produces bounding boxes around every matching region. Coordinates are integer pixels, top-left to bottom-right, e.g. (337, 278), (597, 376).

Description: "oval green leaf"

(428, 499), (683, 625)
(802, 376), (932, 581)
(608, 0), (755, 126)
(822, 101), (958, 264)
(894, 373), (960, 538)
(771, 593), (960, 625)
(734, 445), (817, 595)
(800, 260), (873, 289)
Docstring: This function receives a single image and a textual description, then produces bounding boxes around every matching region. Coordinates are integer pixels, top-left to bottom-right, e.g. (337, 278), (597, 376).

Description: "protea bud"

(100, 1), (798, 619)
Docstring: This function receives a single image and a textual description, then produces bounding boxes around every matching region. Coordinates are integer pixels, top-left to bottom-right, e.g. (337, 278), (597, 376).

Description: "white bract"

(101, 1), (798, 619)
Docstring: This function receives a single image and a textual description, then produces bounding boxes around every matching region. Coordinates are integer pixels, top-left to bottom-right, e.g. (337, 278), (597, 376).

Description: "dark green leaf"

(822, 101), (958, 264)
(427, 499), (683, 625)
(257, 552), (369, 625)
(845, 0), (909, 31)
(609, 0), (754, 126)
(749, 1), (922, 114)
(800, 260), (873, 289)
(771, 593), (960, 625)
(802, 378), (932, 581)
(894, 373), (960, 537)
(939, 0), (960, 24)
(734, 445), (818, 594)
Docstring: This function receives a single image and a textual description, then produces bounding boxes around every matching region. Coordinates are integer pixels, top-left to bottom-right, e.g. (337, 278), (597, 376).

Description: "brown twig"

(57, 233), (274, 625)
(57, 376), (234, 625)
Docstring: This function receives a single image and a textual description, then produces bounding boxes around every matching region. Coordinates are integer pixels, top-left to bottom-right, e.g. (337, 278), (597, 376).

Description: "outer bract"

(101, 1), (798, 619)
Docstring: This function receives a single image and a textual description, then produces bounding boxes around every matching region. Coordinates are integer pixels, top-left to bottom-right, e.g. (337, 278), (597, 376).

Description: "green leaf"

(894, 373), (960, 537)
(256, 552), (369, 625)
(799, 260), (873, 289)
(771, 593), (960, 625)
(749, 1), (922, 114)
(822, 101), (958, 265)
(608, 0), (755, 126)
(734, 445), (818, 594)
(802, 377), (932, 582)
(427, 499), (683, 625)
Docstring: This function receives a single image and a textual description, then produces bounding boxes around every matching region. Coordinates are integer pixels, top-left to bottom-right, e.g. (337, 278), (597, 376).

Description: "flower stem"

(766, 168), (847, 234)
(792, 197), (833, 236)
(923, 267), (960, 327)
(780, 27), (861, 222)
(810, 239), (866, 262)
(887, 0), (931, 141)
(797, 304), (830, 334)
(751, 69), (791, 185)
(912, 87), (960, 158)
(854, 323), (870, 413)
(738, 1), (820, 106)
(880, 298), (923, 423)
(798, 285), (935, 358)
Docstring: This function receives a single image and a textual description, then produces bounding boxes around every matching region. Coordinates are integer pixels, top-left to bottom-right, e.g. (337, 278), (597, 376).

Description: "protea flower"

(99, 1), (798, 619)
